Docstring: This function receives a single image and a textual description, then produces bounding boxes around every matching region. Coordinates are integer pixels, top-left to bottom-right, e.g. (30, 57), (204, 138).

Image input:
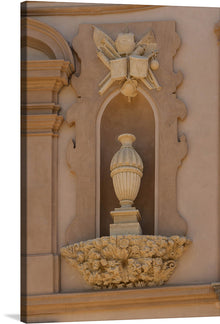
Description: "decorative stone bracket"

(61, 235), (191, 290)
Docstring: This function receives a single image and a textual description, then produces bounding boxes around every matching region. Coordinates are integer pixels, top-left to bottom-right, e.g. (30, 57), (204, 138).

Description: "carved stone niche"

(65, 21), (187, 246)
(62, 20), (191, 290)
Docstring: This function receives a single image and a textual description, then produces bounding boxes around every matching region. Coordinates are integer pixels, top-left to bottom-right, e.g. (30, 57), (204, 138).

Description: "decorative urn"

(110, 133), (143, 208)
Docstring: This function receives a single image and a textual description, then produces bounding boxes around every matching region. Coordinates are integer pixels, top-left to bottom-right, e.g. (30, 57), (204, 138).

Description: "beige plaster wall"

(21, 47), (50, 60)
(27, 5), (220, 290)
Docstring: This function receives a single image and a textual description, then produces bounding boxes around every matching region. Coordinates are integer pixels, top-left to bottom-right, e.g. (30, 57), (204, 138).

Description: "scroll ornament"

(93, 26), (161, 101)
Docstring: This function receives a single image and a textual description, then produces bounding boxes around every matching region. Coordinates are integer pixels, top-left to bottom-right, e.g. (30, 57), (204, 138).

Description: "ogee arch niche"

(100, 92), (155, 236)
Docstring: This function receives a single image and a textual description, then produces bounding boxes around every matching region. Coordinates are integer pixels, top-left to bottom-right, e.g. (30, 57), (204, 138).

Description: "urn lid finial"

(118, 133), (136, 146)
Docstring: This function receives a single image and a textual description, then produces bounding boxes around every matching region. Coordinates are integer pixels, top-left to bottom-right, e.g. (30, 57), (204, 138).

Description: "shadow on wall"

(5, 314), (20, 321)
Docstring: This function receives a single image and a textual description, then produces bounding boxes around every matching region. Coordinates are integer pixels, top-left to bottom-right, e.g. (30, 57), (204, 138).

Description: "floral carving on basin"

(61, 235), (191, 289)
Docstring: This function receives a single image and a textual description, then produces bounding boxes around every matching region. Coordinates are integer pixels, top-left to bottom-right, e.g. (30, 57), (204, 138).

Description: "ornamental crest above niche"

(93, 26), (161, 101)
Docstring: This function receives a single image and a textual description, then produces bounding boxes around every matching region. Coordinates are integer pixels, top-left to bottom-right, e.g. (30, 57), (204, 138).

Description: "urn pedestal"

(110, 133), (143, 235)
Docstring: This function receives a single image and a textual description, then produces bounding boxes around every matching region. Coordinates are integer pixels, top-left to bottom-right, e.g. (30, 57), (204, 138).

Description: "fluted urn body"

(110, 134), (143, 208)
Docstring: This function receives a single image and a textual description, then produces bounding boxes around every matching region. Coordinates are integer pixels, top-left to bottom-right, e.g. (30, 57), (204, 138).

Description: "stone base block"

(110, 222), (142, 235)
(110, 208), (141, 223)
(21, 254), (56, 295)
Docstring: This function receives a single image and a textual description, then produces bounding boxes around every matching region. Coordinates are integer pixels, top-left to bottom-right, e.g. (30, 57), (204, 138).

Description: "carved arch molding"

(21, 17), (75, 66)
(66, 21), (188, 244)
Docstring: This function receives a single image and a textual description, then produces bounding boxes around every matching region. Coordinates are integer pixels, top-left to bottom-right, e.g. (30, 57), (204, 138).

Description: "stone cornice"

(21, 103), (60, 115)
(21, 284), (219, 322)
(21, 60), (72, 83)
(21, 60), (73, 104)
(21, 3), (162, 17)
(23, 79), (64, 91)
(21, 114), (64, 136)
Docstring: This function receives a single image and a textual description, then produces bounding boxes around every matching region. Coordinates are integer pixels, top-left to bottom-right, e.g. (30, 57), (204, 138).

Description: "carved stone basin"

(61, 235), (191, 290)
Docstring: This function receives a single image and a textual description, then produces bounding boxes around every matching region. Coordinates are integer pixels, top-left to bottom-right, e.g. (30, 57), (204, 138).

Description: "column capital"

(21, 114), (63, 136)
(21, 60), (73, 104)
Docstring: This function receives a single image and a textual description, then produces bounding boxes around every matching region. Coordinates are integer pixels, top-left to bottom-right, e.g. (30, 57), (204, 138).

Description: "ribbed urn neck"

(118, 133), (136, 147)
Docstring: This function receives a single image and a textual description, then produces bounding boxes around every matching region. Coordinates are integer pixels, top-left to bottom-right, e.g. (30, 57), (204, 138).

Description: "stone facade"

(21, 2), (220, 322)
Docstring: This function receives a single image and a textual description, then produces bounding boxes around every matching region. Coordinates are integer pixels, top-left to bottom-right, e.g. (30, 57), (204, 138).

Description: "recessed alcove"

(100, 92), (155, 236)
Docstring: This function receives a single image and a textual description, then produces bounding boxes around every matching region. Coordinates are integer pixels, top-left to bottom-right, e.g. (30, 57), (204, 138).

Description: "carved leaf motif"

(61, 235), (191, 290)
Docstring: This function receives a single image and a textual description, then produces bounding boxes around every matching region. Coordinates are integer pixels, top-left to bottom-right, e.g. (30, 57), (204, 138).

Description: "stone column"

(21, 60), (72, 295)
